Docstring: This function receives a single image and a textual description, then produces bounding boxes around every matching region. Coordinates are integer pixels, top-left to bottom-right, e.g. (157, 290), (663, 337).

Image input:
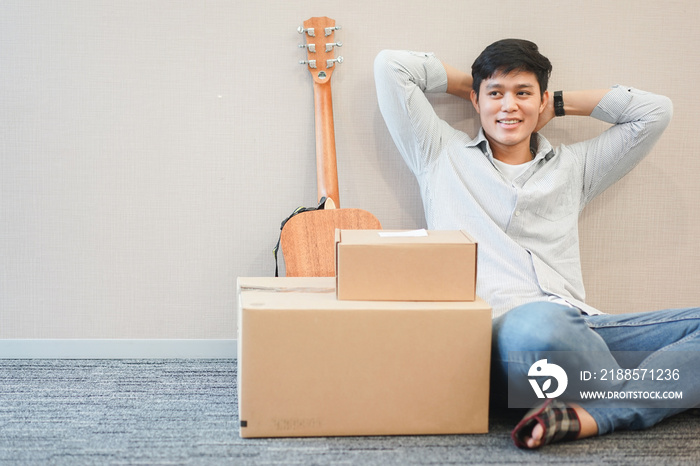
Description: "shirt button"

(515, 211), (521, 217)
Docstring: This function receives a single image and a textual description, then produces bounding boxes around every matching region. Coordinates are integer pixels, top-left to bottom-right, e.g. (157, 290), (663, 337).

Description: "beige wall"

(1, 0), (699, 340)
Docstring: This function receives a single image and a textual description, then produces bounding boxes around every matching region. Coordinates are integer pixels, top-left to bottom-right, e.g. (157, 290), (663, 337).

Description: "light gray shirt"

(374, 50), (673, 318)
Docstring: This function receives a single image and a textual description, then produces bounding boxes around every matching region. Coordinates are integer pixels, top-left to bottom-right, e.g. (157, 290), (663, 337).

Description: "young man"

(374, 40), (699, 449)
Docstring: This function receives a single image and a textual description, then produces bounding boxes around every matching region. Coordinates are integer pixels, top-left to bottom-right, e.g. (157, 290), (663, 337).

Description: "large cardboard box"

(335, 229), (477, 301)
(237, 277), (491, 438)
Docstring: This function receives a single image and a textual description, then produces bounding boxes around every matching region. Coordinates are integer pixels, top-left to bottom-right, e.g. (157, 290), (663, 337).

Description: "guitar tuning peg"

(324, 26), (341, 36)
(325, 42), (342, 52)
(299, 59), (317, 69)
(326, 56), (343, 68)
(297, 26), (315, 37)
(299, 43), (316, 53)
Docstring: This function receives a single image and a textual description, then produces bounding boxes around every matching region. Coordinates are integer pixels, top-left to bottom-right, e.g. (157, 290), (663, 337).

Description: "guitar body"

(282, 209), (381, 277)
(281, 17), (381, 277)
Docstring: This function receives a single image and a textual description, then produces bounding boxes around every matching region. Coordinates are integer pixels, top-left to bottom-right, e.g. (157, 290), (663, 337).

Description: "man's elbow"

(374, 49), (400, 79)
(657, 95), (674, 130)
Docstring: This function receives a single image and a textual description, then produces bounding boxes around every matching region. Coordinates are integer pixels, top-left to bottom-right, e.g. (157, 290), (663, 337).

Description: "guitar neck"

(299, 16), (343, 209)
(313, 80), (340, 208)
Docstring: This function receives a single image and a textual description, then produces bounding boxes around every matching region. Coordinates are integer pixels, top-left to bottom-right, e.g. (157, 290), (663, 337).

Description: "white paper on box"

(377, 229), (428, 237)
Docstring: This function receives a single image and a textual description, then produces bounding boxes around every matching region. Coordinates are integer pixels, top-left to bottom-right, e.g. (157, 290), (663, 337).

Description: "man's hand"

(535, 92), (555, 133)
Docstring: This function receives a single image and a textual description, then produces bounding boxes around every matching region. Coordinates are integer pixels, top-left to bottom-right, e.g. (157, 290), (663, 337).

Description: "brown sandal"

(511, 399), (581, 449)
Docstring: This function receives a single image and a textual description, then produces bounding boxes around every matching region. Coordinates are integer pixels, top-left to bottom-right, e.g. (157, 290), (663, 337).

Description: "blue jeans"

(491, 302), (700, 435)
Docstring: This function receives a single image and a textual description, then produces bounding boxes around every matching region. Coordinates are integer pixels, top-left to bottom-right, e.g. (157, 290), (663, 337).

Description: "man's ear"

(470, 89), (480, 114)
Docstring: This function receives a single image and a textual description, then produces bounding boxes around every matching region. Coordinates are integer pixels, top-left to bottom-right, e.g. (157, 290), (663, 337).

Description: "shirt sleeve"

(374, 50), (458, 176)
(574, 85), (673, 206)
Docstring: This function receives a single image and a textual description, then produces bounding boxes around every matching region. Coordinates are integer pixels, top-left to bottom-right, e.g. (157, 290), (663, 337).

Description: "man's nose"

(501, 93), (517, 111)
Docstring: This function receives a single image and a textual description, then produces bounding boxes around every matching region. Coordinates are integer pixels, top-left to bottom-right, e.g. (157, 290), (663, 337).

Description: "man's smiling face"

(470, 70), (548, 163)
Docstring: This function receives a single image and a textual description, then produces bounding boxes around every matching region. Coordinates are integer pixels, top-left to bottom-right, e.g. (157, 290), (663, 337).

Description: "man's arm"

(443, 62), (473, 100)
(558, 89), (611, 116)
(535, 89), (610, 132)
(538, 85), (672, 205)
(575, 86), (673, 204)
(374, 50), (457, 175)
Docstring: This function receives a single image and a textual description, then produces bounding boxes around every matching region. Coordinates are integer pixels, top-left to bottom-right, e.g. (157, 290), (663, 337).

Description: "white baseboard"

(0, 339), (237, 359)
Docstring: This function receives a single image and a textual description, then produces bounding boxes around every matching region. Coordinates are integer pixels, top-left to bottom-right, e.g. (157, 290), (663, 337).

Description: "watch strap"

(554, 90), (565, 117)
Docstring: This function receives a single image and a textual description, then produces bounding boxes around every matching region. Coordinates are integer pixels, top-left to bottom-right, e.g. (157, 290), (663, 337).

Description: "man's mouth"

(497, 119), (522, 125)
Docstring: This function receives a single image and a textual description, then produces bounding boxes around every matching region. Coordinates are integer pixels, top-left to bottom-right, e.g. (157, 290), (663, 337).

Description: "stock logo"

(528, 359), (568, 399)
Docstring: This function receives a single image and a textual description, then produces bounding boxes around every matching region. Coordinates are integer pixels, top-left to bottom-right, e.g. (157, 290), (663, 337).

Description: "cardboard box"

(237, 276), (491, 438)
(335, 229), (477, 301)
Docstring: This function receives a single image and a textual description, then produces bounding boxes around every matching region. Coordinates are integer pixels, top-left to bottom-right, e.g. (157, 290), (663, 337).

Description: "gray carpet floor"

(0, 359), (698, 465)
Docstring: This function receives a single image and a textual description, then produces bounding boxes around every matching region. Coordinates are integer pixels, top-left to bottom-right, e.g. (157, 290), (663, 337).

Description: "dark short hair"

(471, 39), (552, 98)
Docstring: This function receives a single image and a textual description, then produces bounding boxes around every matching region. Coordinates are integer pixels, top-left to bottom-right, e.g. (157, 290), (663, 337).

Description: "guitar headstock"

(298, 16), (343, 85)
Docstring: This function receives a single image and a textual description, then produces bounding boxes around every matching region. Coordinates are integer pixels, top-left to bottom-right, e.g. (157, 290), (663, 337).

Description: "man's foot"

(511, 399), (581, 449)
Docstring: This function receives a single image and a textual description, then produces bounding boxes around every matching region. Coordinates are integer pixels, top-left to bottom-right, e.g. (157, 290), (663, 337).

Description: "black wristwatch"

(554, 91), (565, 117)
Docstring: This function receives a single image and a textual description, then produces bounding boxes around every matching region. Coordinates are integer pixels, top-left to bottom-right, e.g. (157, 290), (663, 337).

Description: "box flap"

(240, 277), (489, 311)
(337, 229), (474, 246)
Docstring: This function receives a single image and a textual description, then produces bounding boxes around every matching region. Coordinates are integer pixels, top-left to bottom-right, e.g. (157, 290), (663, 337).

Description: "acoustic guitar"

(280, 16), (381, 277)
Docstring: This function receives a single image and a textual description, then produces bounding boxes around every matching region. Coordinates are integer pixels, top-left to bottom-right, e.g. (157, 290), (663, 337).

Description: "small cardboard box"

(237, 277), (491, 438)
(335, 229), (477, 301)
